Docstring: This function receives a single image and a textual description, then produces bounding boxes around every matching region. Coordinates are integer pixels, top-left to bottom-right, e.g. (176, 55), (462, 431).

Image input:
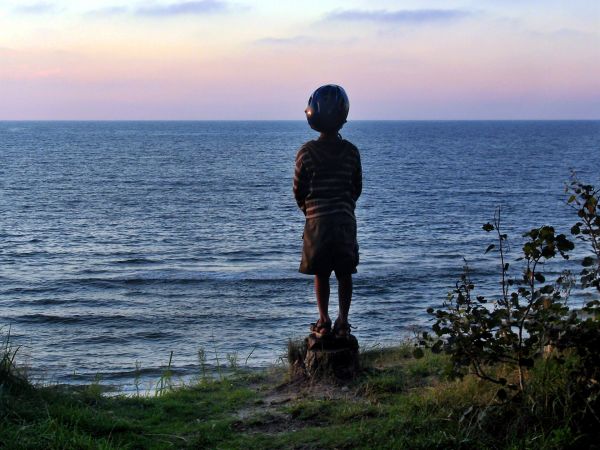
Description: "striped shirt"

(293, 138), (362, 220)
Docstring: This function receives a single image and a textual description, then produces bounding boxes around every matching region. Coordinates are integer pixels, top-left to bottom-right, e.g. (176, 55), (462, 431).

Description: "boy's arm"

(352, 150), (362, 202)
(293, 150), (308, 214)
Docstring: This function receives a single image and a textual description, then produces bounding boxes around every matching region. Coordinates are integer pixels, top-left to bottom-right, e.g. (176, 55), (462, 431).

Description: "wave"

(13, 313), (149, 326)
(133, 331), (175, 340)
(52, 269), (306, 286)
(2, 286), (75, 295)
(4, 251), (51, 257)
(112, 258), (161, 265)
(77, 331), (178, 345)
(79, 335), (130, 345)
(3, 266), (489, 296)
(21, 298), (75, 306)
(62, 363), (208, 382)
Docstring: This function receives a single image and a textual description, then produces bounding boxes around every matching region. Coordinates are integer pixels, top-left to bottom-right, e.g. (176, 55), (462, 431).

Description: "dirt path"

(233, 372), (360, 435)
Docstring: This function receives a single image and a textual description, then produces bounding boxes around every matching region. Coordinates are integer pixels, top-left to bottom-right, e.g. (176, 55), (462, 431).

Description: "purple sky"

(1, 0), (599, 119)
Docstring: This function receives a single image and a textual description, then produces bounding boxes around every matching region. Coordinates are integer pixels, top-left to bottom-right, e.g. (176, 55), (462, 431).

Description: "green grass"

(1, 344), (597, 449)
(1, 378), (258, 449)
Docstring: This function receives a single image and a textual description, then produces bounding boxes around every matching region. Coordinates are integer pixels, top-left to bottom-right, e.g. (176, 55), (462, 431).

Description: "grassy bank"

(1, 341), (595, 449)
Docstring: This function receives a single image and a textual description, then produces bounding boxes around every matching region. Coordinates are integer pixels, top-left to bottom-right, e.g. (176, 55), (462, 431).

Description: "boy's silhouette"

(293, 84), (362, 338)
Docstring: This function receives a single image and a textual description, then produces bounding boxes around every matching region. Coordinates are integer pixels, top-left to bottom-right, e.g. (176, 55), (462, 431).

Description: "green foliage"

(197, 346), (209, 382)
(133, 360), (142, 397)
(2, 341), (597, 449)
(426, 175), (600, 438)
(429, 211), (574, 392)
(226, 352), (239, 370)
(567, 174), (600, 291)
(1, 376), (257, 449)
(155, 350), (174, 397)
(0, 327), (30, 395)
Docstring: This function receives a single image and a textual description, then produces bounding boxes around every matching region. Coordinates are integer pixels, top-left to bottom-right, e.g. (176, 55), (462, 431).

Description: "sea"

(1, 120), (599, 390)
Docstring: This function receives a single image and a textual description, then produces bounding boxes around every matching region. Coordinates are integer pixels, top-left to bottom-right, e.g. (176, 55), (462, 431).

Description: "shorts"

(299, 215), (359, 276)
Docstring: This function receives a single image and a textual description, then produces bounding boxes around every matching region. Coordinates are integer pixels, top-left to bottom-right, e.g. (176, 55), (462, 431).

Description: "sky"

(1, 0), (599, 119)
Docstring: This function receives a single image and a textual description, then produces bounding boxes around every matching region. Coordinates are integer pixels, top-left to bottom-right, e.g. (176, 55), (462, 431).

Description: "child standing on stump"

(293, 84), (362, 339)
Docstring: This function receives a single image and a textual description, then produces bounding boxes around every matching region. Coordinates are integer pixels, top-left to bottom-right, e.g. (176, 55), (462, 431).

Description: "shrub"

(424, 175), (600, 435)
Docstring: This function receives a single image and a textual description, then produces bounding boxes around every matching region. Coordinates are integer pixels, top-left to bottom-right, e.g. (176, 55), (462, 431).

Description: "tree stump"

(289, 334), (360, 380)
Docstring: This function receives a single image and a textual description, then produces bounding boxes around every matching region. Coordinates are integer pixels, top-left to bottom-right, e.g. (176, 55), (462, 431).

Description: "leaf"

(582, 256), (595, 267)
(534, 272), (546, 283)
(541, 246), (555, 259)
(521, 358), (535, 368)
(540, 285), (554, 294)
(556, 235), (574, 252)
(567, 194), (576, 203)
(496, 388), (508, 401)
(485, 244), (495, 254)
(412, 348), (424, 359)
(482, 223), (494, 232)
(539, 226), (555, 239)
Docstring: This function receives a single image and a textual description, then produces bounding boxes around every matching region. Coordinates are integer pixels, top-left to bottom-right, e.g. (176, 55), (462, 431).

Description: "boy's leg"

(315, 273), (331, 324)
(336, 273), (352, 325)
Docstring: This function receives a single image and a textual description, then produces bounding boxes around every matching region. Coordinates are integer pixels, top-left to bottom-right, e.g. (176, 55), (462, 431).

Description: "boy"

(293, 84), (362, 338)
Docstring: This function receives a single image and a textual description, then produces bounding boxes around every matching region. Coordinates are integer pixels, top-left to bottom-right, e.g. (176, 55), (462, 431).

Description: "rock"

(289, 334), (360, 380)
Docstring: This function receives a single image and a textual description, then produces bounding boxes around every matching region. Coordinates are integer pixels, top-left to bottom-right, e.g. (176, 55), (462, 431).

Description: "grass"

(1, 377), (257, 449)
(1, 340), (597, 449)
